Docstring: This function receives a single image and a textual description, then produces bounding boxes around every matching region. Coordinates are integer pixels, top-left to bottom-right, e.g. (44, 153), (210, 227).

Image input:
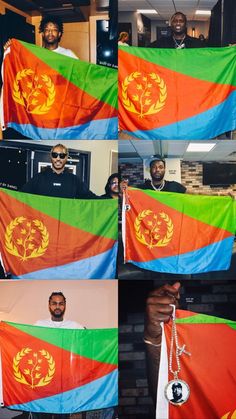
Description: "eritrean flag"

(1, 39), (118, 140)
(156, 310), (236, 419)
(0, 321), (118, 413)
(0, 189), (117, 279)
(119, 46), (236, 139)
(123, 189), (235, 274)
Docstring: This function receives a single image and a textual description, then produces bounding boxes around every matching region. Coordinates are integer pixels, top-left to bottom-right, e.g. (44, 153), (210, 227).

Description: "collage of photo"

(0, 0), (235, 418)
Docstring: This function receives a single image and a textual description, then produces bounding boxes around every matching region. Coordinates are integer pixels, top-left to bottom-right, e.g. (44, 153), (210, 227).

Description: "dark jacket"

(21, 167), (98, 199)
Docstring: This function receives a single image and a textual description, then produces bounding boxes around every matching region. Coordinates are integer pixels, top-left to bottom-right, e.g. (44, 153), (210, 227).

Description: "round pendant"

(164, 379), (190, 406)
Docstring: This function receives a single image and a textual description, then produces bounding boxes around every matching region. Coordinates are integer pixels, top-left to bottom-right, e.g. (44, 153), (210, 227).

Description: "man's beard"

(50, 308), (65, 319)
(151, 173), (164, 182)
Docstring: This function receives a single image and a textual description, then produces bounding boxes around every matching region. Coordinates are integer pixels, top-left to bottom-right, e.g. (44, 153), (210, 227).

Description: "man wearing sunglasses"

(21, 144), (98, 199)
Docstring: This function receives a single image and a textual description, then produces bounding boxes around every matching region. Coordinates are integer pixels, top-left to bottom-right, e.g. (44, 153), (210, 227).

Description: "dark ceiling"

(4, 0), (109, 22)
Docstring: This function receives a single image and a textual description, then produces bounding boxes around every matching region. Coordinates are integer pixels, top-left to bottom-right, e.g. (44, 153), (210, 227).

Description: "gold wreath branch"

(12, 70), (55, 115)
(5, 216), (26, 258)
(13, 347), (32, 386)
(13, 348), (55, 388)
(36, 349), (55, 387)
(5, 217), (49, 261)
(121, 72), (167, 117)
(156, 212), (173, 247)
(134, 210), (152, 245)
(134, 210), (173, 248)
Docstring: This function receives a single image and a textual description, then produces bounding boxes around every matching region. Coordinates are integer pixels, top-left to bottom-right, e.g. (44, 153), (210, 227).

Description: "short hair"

(51, 144), (68, 155)
(39, 15), (64, 35)
(149, 159), (166, 169)
(170, 12), (187, 26)
(172, 382), (182, 390)
(118, 32), (129, 42)
(49, 292), (66, 303)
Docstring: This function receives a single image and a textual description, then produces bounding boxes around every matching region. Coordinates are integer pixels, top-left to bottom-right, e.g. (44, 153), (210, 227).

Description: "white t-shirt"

(52, 46), (78, 59)
(35, 318), (84, 329)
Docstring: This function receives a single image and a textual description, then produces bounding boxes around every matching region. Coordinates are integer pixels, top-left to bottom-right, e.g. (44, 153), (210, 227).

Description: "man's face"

(172, 385), (182, 401)
(42, 22), (61, 47)
(150, 161), (165, 182)
(171, 14), (187, 36)
(51, 146), (68, 173)
(110, 177), (119, 195)
(49, 295), (66, 320)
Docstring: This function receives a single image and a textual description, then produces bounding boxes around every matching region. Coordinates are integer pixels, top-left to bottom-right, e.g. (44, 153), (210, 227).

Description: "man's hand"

(120, 179), (129, 194)
(144, 282), (181, 345)
(3, 39), (12, 51)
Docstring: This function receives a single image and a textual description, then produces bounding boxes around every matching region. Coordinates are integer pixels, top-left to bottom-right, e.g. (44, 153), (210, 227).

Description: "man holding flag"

(4, 15), (77, 58)
(150, 12), (202, 49)
(21, 143), (98, 199)
(144, 283), (236, 418)
(33, 291), (84, 419)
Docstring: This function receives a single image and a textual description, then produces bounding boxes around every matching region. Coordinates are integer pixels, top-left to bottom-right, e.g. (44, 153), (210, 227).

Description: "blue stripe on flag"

(128, 237), (234, 274)
(7, 369), (118, 413)
(123, 90), (236, 140)
(7, 117), (118, 140)
(12, 243), (118, 279)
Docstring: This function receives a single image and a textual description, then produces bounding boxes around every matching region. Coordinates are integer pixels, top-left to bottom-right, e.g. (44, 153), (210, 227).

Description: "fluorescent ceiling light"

(186, 143), (216, 152)
(195, 10), (211, 15)
(137, 9), (158, 14)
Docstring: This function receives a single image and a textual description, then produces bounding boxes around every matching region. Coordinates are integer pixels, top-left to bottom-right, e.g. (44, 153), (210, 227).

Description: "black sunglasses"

(51, 152), (67, 159)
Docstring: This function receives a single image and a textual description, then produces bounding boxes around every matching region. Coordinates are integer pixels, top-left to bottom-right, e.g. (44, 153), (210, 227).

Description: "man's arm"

(144, 282), (181, 404)
(76, 178), (99, 199)
(20, 175), (39, 194)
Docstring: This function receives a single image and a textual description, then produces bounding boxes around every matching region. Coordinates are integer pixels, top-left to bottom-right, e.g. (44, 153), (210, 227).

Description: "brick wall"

(119, 279), (236, 419)
(120, 161), (236, 194)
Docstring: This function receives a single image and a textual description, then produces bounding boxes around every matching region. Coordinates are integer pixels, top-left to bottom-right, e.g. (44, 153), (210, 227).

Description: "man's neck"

(51, 168), (64, 175)
(51, 317), (63, 322)
(45, 43), (59, 51)
(151, 178), (163, 186)
(173, 33), (186, 40)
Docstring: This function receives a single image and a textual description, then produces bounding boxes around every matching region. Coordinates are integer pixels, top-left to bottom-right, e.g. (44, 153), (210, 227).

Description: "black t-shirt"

(21, 167), (98, 199)
(150, 35), (202, 49)
(137, 179), (186, 194)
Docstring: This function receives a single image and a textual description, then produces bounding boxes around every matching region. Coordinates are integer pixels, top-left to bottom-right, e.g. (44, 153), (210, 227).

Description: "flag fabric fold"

(123, 188), (235, 274)
(1, 39), (118, 140)
(156, 309), (236, 419)
(119, 46), (236, 139)
(0, 188), (118, 279)
(0, 321), (118, 413)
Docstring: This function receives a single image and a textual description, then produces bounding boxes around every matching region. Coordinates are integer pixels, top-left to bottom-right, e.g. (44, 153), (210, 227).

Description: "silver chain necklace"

(151, 179), (165, 191)
(164, 305), (191, 406)
(173, 35), (186, 49)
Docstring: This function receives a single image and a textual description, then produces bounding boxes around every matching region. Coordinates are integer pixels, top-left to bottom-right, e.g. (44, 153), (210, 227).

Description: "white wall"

(0, 280), (117, 328)
(119, 11), (139, 46)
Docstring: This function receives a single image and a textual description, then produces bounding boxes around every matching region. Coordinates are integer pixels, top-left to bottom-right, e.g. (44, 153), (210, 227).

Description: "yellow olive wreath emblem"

(5, 216), (49, 261)
(134, 210), (173, 248)
(122, 71), (167, 118)
(13, 348), (55, 388)
(12, 68), (56, 114)
(221, 410), (236, 419)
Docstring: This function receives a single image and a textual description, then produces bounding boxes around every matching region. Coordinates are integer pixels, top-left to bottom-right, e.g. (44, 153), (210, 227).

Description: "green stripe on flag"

(176, 314), (236, 330)
(132, 189), (235, 234)
(119, 46), (236, 86)
(7, 322), (118, 365)
(3, 189), (117, 240)
(20, 40), (118, 109)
